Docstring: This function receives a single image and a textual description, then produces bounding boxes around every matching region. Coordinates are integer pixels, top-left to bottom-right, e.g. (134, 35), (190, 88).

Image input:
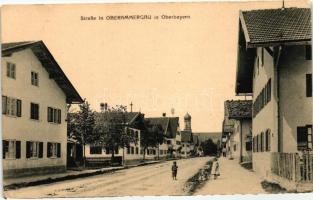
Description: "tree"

(201, 138), (218, 156)
(138, 119), (164, 160)
(67, 100), (95, 167)
(93, 105), (136, 165)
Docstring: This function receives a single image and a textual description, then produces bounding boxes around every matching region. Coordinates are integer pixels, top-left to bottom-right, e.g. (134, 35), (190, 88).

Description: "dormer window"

(6, 62), (16, 79)
(31, 71), (39, 86)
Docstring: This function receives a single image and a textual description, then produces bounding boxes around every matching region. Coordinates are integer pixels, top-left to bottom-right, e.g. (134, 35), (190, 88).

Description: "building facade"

(236, 8), (312, 178)
(2, 41), (83, 177)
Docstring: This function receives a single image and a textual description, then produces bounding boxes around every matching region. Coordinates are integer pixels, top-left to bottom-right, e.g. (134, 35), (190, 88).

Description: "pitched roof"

(146, 117), (179, 138)
(240, 8), (311, 47)
(2, 41), (83, 103)
(236, 8), (311, 95)
(225, 100), (252, 119)
(94, 112), (141, 125)
(181, 131), (193, 143)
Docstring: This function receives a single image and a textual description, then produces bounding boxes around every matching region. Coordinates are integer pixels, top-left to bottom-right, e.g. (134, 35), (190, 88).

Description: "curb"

(4, 161), (163, 191)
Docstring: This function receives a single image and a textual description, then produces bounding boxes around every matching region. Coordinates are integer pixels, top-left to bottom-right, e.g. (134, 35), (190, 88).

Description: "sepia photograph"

(1, 0), (312, 198)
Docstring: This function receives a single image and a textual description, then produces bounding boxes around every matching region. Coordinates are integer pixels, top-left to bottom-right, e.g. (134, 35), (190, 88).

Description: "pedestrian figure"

(171, 161), (178, 180)
(211, 160), (220, 180)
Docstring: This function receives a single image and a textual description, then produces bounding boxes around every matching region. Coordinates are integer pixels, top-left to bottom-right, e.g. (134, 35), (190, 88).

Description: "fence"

(271, 152), (313, 182)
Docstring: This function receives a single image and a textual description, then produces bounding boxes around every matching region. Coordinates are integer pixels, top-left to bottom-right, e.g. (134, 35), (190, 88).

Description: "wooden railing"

(271, 152), (313, 182)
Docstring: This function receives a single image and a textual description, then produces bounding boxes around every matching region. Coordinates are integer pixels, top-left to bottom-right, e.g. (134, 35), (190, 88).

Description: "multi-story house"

(224, 100), (252, 164)
(235, 7), (312, 190)
(147, 115), (180, 158)
(2, 41), (83, 177)
(84, 112), (145, 164)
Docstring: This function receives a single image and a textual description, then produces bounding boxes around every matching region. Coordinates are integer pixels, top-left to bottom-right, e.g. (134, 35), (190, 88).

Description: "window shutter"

(6, 63), (10, 77)
(57, 143), (61, 158)
(16, 99), (22, 117)
(39, 142), (43, 158)
(58, 109), (61, 124)
(306, 45), (312, 60)
(2, 96), (7, 114)
(306, 74), (312, 97)
(26, 141), (31, 158)
(3, 140), (8, 159)
(47, 142), (51, 157)
(15, 141), (21, 159)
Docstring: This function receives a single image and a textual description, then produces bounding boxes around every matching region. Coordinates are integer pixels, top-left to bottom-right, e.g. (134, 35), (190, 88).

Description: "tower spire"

(130, 102), (133, 112)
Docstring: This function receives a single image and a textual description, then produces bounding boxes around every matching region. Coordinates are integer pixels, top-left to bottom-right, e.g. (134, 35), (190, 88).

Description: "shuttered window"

(2, 140), (21, 159)
(306, 74), (312, 97)
(26, 141), (42, 158)
(2, 96), (22, 117)
(47, 142), (61, 158)
(31, 71), (39, 86)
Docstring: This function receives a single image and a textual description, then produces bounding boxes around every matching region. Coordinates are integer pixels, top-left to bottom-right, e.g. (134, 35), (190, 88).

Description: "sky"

(1, 0), (309, 132)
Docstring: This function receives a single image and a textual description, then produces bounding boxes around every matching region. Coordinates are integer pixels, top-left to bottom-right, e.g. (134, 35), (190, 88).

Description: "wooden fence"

(271, 152), (313, 182)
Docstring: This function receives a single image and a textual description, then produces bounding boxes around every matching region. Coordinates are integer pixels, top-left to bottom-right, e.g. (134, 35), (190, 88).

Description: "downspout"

(275, 46), (283, 152)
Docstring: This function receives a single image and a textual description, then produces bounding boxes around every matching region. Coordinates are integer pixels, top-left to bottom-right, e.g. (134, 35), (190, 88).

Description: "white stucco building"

(235, 7), (312, 180)
(2, 41), (83, 177)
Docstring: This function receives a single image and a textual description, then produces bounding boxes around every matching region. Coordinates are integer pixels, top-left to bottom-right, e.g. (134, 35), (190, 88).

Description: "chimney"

(162, 113), (166, 117)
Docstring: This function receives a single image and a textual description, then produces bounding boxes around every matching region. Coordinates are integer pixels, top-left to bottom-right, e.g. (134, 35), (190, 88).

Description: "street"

(4, 157), (210, 198)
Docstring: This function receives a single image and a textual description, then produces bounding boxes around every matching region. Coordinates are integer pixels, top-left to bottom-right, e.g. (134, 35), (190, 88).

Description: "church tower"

(184, 112), (192, 131)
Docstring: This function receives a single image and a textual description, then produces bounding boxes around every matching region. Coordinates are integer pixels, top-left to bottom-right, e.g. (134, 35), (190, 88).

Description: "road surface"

(5, 157), (210, 198)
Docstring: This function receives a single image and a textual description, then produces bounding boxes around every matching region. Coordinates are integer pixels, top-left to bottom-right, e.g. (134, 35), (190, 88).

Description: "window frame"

(306, 74), (312, 97)
(31, 71), (39, 86)
(47, 107), (61, 124)
(26, 141), (43, 159)
(30, 102), (40, 120)
(6, 62), (16, 79)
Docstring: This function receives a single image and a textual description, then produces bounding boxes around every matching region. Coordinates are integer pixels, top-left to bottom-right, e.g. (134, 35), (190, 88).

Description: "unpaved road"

(5, 157), (210, 198)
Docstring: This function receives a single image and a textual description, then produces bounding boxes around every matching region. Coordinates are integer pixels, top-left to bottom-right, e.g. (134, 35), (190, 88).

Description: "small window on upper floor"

(31, 71), (39, 86)
(306, 45), (312, 60)
(6, 62), (16, 79)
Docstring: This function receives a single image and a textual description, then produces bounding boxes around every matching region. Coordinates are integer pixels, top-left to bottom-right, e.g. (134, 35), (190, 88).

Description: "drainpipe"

(275, 45), (283, 152)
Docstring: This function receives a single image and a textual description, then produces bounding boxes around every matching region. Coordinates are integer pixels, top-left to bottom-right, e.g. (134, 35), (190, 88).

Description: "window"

(47, 142), (60, 158)
(246, 141), (252, 151)
(27, 141), (43, 158)
(47, 107), (61, 123)
(127, 147), (130, 154)
(297, 125), (313, 150)
(135, 131), (138, 139)
(3, 140), (21, 159)
(306, 45), (312, 60)
(306, 74), (312, 97)
(135, 147), (139, 154)
(256, 135), (259, 152)
(31, 71), (39, 86)
(6, 62), (16, 79)
(90, 146), (102, 154)
(265, 129), (271, 152)
(131, 147), (134, 154)
(253, 78), (271, 118)
(261, 132), (264, 152)
(30, 103), (39, 120)
(233, 144), (236, 152)
(105, 147), (110, 154)
(114, 146), (119, 154)
(2, 96), (22, 117)
(167, 140), (171, 145)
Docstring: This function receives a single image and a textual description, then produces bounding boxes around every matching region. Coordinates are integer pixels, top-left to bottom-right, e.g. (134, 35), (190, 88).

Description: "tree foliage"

(93, 105), (136, 161)
(137, 118), (164, 160)
(200, 138), (218, 156)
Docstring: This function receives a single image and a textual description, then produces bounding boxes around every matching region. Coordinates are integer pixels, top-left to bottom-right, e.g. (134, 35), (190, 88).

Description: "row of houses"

(77, 112), (203, 166)
(222, 7), (312, 191)
(1, 41), (202, 177)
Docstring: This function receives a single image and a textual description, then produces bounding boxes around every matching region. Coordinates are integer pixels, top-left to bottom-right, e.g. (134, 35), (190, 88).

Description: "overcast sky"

(2, 0), (309, 132)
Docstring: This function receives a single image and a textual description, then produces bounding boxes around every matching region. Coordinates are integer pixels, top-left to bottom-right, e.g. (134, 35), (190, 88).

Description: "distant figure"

(171, 161), (178, 180)
(222, 148), (226, 157)
(211, 160), (220, 179)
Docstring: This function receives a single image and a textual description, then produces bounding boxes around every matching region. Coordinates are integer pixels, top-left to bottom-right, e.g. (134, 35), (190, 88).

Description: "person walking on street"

(171, 161), (178, 180)
(211, 159), (220, 180)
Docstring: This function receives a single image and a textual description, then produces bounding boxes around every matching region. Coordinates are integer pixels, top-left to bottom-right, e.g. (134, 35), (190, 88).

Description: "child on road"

(171, 161), (178, 180)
